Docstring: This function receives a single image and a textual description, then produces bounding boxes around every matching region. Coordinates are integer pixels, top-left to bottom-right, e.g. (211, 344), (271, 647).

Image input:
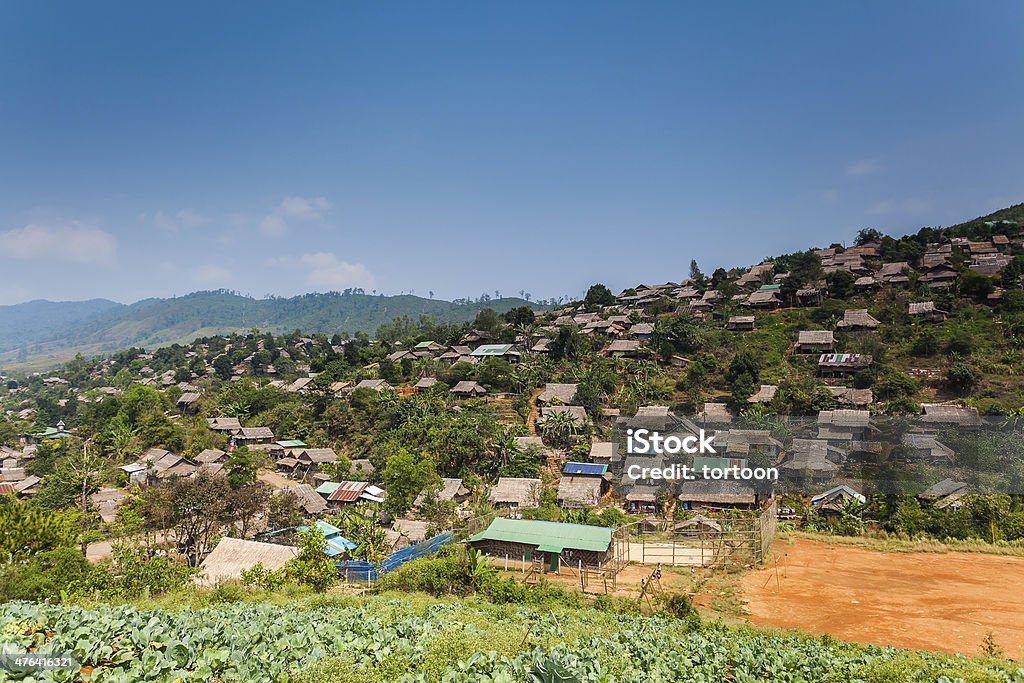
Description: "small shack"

(557, 462), (608, 508)
(726, 316), (755, 332)
(488, 477), (542, 510)
(836, 309), (881, 331)
(795, 330), (835, 353)
(818, 353), (873, 377)
(672, 513), (722, 539)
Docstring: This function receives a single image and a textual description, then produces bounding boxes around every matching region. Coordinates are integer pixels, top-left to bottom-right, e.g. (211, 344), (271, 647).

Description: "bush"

(910, 329), (938, 357)
(285, 528), (338, 591)
(105, 544), (196, 598)
(873, 369), (919, 401)
(0, 548), (101, 602)
(946, 330), (975, 356)
(659, 593), (701, 630)
(240, 562), (288, 592)
(945, 363), (978, 395)
(377, 545), (469, 596)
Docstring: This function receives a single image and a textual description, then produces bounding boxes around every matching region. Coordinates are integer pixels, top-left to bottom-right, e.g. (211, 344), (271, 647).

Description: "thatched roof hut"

(557, 475), (603, 508)
(488, 477), (542, 508)
(196, 537), (299, 586)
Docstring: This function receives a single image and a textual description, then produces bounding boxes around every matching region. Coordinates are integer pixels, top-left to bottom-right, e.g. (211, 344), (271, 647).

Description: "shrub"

(240, 562), (288, 592)
(0, 548), (101, 603)
(285, 528), (338, 591)
(945, 363), (978, 395)
(377, 545), (469, 596)
(946, 330), (975, 356)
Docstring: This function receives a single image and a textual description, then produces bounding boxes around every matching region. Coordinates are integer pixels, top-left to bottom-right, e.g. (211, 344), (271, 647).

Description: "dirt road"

(741, 537), (1024, 658)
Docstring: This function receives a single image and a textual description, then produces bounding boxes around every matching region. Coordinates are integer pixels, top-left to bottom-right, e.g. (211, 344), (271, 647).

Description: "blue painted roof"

(562, 461), (608, 476)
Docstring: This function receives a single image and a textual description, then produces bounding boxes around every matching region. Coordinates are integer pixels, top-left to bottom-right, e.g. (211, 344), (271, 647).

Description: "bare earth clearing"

(741, 538), (1024, 658)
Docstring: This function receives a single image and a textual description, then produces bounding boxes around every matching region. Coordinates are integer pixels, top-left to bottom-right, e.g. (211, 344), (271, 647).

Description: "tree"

(472, 308), (501, 335)
(945, 363), (978, 395)
(267, 490), (304, 530)
(225, 447), (258, 489)
(726, 348), (760, 386)
(960, 270), (995, 299)
(169, 472), (231, 565)
(825, 270), (856, 299)
(967, 494), (1012, 543)
(583, 283), (615, 309)
(500, 444), (544, 478)
(331, 505), (389, 561)
(0, 497), (79, 562)
(285, 527), (336, 590)
(855, 228), (883, 245)
(212, 355), (234, 380)
(688, 260), (706, 287)
(225, 483), (271, 539)
(911, 329), (938, 357)
(539, 410), (581, 448)
(1000, 255), (1024, 289)
(501, 306), (535, 327)
(68, 439), (113, 553)
(778, 250), (824, 287)
(490, 424), (523, 475)
(873, 368), (919, 401)
(549, 326), (589, 362)
(379, 448), (439, 516)
(655, 316), (705, 355)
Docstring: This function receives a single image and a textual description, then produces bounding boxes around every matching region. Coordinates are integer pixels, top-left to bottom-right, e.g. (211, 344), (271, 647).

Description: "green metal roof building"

(467, 518), (614, 571)
(469, 343), (517, 357)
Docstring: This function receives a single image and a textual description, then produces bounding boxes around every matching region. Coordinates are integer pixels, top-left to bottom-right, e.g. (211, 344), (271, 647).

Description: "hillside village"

(2, 205), (1024, 593)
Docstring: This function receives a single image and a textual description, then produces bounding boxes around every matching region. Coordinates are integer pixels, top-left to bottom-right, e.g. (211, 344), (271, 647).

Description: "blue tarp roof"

(562, 462), (608, 476)
(325, 536), (357, 556)
(296, 520), (356, 556)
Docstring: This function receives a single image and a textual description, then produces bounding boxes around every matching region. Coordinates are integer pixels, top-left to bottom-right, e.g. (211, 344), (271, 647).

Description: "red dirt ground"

(741, 537), (1024, 658)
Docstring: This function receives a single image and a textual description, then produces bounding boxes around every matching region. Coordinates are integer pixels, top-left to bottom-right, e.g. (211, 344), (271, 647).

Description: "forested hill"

(0, 291), (541, 368)
(0, 299), (122, 352)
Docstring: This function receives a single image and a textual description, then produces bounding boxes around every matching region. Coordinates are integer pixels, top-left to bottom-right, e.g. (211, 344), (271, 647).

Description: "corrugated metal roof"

(467, 518), (611, 553)
(470, 343), (515, 356)
(562, 462), (608, 476)
(327, 480), (369, 502)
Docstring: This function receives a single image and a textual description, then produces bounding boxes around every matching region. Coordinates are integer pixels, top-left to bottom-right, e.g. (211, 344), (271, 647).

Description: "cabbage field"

(0, 597), (1021, 683)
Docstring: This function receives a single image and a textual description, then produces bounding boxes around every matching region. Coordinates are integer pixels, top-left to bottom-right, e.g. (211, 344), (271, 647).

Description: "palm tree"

(491, 424), (523, 472)
(539, 409), (580, 446)
(515, 321), (539, 351)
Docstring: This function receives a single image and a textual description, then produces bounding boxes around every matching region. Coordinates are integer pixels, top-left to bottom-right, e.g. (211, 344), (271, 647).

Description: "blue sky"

(1, 1), (1022, 305)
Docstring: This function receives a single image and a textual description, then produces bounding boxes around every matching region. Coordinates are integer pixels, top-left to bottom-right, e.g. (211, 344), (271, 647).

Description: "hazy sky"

(1, 1), (1022, 305)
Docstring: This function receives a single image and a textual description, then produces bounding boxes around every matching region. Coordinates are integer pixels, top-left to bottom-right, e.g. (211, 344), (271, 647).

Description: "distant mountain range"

(3, 202), (1021, 372)
(0, 290), (541, 370)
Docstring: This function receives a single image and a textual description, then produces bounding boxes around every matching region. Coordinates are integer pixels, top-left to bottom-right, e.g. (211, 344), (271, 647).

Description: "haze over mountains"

(0, 291), (538, 369)
(2, 202), (1022, 371)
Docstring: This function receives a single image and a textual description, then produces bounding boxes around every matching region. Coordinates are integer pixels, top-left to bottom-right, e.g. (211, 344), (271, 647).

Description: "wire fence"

(625, 500), (778, 568)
